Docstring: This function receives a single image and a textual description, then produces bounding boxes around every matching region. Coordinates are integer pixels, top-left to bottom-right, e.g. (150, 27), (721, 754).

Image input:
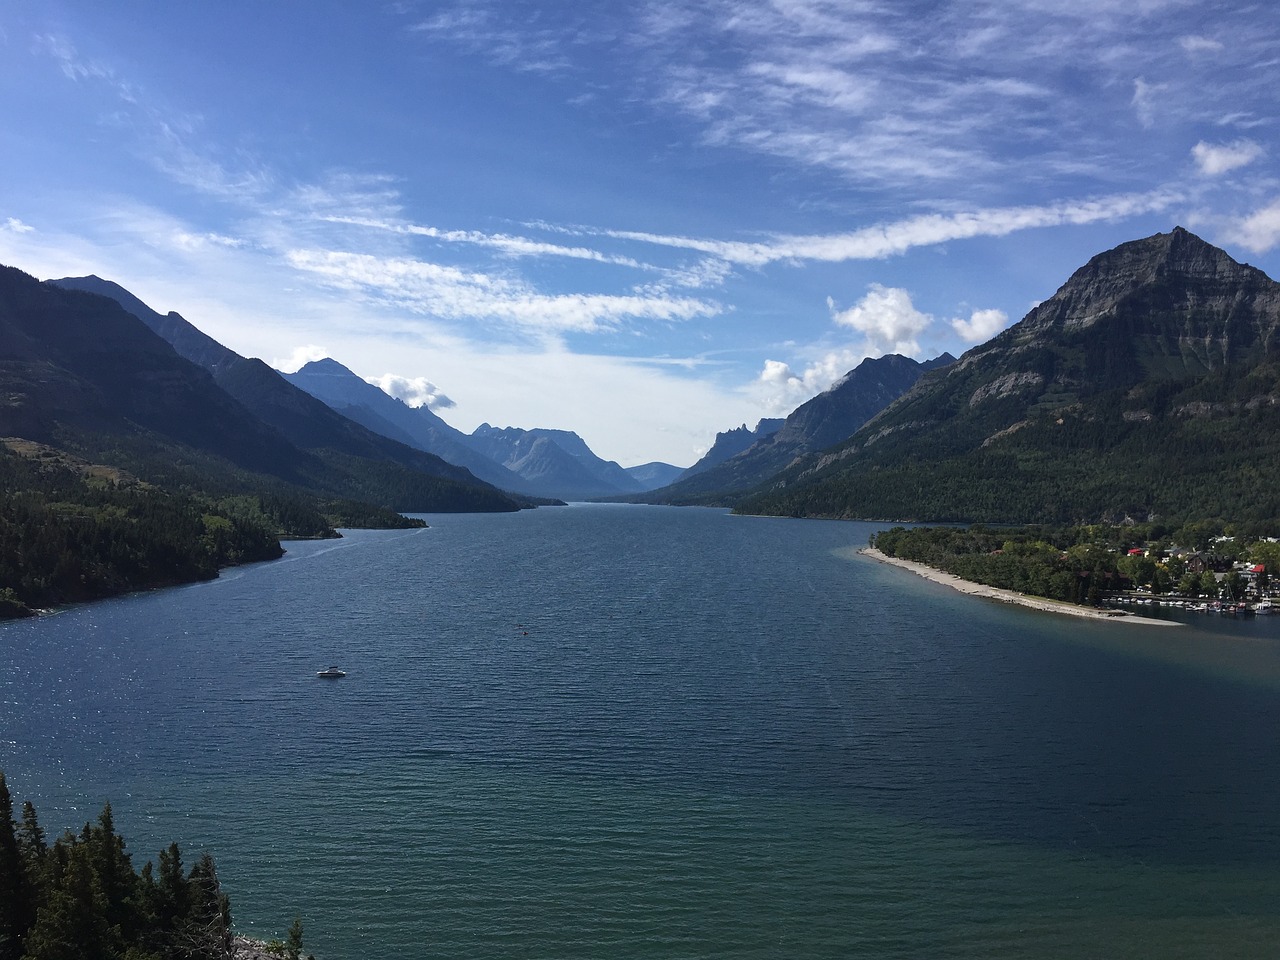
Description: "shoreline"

(859, 548), (1180, 627)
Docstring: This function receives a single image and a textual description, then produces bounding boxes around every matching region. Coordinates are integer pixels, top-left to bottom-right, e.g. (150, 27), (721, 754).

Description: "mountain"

(50, 275), (238, 374)
(2, 267), (304, 477)
(467, 424), (646, 500)
(48, 277), (509, 494)
(624, 461), (686, 490)
(282, 358), (537, 493)
(737, 228), (1280, 524)
(678, 419), (784, 479)
(644, 353), (953, 504)
(285, 357), (646, 501)
(7, 268), (521, 514)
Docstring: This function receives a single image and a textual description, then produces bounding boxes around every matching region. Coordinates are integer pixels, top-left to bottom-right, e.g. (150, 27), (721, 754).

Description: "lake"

(3, 503), (1280, 958)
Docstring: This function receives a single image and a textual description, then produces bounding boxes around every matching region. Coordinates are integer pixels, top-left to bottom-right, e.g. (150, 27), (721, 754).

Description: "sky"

(1, 1), (1279, 468)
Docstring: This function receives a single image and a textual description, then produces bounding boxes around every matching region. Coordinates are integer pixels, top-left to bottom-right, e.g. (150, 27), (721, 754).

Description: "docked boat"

(316, 666), (346, 679)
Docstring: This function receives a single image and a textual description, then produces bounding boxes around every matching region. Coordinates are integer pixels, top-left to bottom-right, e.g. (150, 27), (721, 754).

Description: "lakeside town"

(1105, 542), (1274, 616)
(1105, 534), (1278, 616)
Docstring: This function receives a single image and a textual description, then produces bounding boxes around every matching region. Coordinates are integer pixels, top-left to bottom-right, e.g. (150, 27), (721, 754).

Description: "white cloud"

(33, 33), (136, 100)
(754, 347), (878, 415)
(3, 218), (34, 234)
(660, 257), (735, 289)
(598, 191), (1178, 267)
(284, 248), (722, 334)
(750, 282), (944, 413)
(171, 231), (246, 251)
(1131, 77), (1166, 128)
(1191, 139), (1263, 176)
(273, 344), (330, 373)
(405, 1), (1276, 193)
(1222, 199), (1280, 253)
(828, 285), (932, 355)
(951, 307), (1009, 343)
(370, 373), (456, 410)
(321, 215), (647, 269)
(1179, 35), (1224, 54)
(406, 4), (575, 74)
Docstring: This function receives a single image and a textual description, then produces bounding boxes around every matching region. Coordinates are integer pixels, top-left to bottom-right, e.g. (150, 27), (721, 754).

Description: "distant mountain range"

(284, 359), (668, 500)
(40, 275), (682, 505)
(640, 353), (955, 504)
(11, 224), (1271, 543)
(736, 227), (1280, 524)
(282, 357), (535, 492)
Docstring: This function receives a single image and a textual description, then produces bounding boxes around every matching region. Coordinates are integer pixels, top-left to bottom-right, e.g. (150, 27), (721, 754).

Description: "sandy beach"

(859, 548), (1179, 626)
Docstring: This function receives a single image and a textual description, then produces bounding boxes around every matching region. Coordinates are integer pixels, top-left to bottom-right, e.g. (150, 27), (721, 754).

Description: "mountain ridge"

(9, 269), (523, 515)
(737, 228), (1280, 524)
(639, 352), (954, 504)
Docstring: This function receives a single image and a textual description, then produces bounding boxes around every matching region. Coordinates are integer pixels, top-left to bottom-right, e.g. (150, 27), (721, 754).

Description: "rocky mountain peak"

(295, 357), (357, 377)
(1010, 228), (1280, 348)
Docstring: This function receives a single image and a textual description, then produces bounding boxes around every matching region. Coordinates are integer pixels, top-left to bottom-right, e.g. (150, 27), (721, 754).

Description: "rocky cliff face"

(1021, 226), (1280, 338)
(966, 227), (1280, 378)
(678, 419), (784, 480)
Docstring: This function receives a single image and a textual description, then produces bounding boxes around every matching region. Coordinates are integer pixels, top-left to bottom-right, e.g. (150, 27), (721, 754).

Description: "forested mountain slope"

(738, 228), (1280, 524)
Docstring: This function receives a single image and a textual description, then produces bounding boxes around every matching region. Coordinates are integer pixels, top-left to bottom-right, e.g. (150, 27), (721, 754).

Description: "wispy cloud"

(284, 248), (722, 334)
(3, 218), (34, 234)
(33, 33), (137, 101)
(595, 191), (1179, 267)
(320, 215), (647, 269)
(404, 1), (1279, 195)
(171, 231), (246, 251)
(406, 2), (589, 74)
(1179, 35), (1224, 55)
(1131, 77), (1166, 129)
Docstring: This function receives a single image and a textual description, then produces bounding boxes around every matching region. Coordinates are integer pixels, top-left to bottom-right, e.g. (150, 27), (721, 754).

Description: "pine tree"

(17, 800), (48, 908)
(0, 772), (35, 960)
(285, 917), (304, 960)
(156, 842), (190, 934)
(22, 841), (117, 960)
(182, 853), (234, 960)
(88, 802), (141, 943)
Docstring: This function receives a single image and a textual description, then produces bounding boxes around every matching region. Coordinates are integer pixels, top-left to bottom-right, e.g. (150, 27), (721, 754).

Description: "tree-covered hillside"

(0, 442), (346, 619)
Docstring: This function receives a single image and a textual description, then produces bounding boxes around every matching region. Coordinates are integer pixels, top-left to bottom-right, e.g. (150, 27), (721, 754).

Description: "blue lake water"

(3, 503), (1280, 958)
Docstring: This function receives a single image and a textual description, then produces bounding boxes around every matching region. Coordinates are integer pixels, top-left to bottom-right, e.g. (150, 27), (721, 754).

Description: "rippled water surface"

(4, 504), (1280, 958)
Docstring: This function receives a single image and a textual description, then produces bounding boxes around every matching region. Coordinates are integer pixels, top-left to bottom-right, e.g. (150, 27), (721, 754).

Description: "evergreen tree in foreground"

(0, 774), (308, 960)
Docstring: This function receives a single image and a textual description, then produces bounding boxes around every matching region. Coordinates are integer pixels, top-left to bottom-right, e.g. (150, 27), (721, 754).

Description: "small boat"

(316, 666), (346, 679)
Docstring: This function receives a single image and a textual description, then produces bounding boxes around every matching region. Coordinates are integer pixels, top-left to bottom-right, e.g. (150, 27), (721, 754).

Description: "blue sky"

(2, 0), (1278, 467)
